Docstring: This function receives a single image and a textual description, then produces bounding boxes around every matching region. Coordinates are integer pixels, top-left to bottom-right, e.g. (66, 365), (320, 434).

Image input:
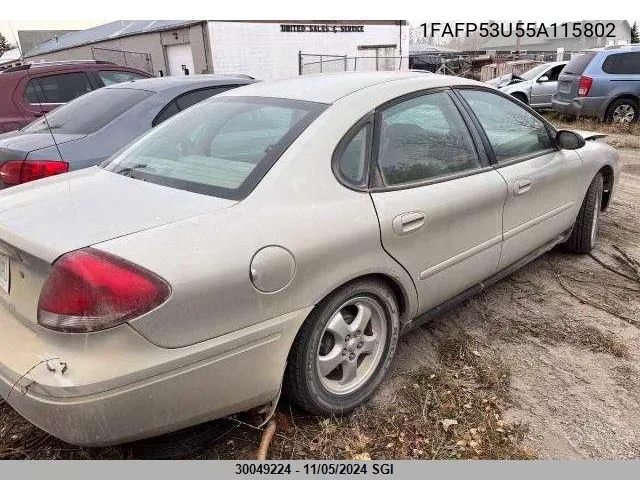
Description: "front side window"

(98, 70), (149, 86)
(24, 72), (92, 104)
(458, 89), (553, 163)
(103, 97), (327, 200)
(376, 91), (480, 186)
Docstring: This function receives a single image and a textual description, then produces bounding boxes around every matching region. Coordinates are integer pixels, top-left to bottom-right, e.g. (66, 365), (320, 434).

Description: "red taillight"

(38, 248), (171, 333)
(0, 160), (69, 185)
(578, 76), (593, 97)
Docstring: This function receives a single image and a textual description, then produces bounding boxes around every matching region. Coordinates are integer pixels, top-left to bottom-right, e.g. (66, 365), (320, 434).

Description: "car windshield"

(519, 64), (550, 81)
(101, 96), (327, 200)
(22, 87), (153, 135)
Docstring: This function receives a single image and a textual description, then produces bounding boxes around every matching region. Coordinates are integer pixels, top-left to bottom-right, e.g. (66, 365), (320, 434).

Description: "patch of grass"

(576, 326), (630, 360)
(0, 337), (534, 460)
(542, 111), (640, 149)
(215, 337), (535, 460)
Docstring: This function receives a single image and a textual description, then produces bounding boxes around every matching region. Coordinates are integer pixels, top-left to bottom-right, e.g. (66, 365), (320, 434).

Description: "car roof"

(105, 74), (257, 93)
(0, 61), (148, 77)
(221, 71), (484, 104)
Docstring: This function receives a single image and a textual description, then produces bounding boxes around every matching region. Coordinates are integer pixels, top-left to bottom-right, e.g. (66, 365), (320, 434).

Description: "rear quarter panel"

(93, 88), (431, 348)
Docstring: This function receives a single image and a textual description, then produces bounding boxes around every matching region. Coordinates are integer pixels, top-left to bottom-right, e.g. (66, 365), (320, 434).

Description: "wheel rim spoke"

(318, 346), (345, 377)
(349, 302), (372, 333)
(341, 359), (358, 384)
(326, 311), (350, 343)
(360, 334), (378, 354)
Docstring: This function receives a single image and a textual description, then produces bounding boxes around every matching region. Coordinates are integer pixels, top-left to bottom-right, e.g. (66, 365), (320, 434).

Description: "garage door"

(166, 43), (195, 76)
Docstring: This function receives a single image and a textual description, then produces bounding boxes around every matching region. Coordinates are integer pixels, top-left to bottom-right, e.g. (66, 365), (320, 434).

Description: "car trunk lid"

(0, 167), (236, 326)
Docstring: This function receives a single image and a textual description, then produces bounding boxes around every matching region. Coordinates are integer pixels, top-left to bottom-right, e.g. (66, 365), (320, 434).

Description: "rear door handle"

(514, 179), (532, 196)
(392, 211), (425, 236)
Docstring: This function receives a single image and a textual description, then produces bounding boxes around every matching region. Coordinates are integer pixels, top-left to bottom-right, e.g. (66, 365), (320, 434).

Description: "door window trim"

(369, 87), (491, 192)
(451, 85), (559, 168)
(331, 111), (375, 191)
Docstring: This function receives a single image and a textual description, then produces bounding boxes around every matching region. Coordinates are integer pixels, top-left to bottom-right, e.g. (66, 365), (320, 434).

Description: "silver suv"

(552, 44), (640, 123)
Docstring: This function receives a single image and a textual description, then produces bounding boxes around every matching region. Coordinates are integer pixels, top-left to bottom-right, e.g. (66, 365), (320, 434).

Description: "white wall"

(208, 21), (409, 80)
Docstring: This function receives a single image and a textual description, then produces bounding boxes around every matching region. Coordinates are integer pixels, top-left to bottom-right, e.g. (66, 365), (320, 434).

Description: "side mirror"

(556, 130), (585, 150)
(537, 75), (549, 83)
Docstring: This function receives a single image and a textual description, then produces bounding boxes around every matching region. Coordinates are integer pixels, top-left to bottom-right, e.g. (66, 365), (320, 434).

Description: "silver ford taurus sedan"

(0, 72), (618, 446)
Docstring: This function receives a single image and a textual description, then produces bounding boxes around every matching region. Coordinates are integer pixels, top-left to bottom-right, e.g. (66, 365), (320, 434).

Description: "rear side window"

(562, 52), (596, 75)
(103, 97), (327, 200)
(22, 87), (153, 134)
(175, 86), (235, 110)
(602, 52), (640, 74)
(98, 70), (149, 86)
(334, 123), (371, 187)
(376, 91), (480, 186)
(153, 86), (237, 127)
(24, 73), (92, 104)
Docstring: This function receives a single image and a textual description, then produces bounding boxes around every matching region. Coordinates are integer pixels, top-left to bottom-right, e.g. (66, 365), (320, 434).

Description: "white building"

(24, 20), (409, 80)
(208, 21), (409, 80)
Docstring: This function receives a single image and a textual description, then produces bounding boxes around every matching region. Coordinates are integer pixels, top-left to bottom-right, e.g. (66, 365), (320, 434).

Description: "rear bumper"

(0, 301), (311, 446)
(552, 96), (607, 120)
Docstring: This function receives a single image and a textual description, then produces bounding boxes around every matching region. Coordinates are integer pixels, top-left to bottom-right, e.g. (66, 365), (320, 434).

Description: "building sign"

(280, 24), (365, 33)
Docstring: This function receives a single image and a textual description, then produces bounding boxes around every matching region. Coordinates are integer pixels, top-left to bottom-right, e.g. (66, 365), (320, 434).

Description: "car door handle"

(392, 211), (425, 236)
(514, 179), (532, 196)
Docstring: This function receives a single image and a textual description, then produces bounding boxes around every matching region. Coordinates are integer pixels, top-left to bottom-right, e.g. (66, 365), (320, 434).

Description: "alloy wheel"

(612, 104), (635, 124)
(316, 296), (387, 395)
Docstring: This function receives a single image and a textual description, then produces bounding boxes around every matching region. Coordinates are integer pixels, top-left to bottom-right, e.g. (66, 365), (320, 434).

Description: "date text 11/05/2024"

(235, 463), (395, 475)
(422, 22), (617, 38)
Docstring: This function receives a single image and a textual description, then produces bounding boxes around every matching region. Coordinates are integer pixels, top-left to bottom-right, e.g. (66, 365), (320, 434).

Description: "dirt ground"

(1, 122), (639, 460)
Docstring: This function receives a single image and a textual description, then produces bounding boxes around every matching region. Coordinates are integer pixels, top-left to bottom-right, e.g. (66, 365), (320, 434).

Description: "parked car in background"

(0, 75), (256, 189)
(0, 72), (618, 446)
(488, 61), (567, 109)
(0, 60), (152, 133)
(552, 45), (640, 123)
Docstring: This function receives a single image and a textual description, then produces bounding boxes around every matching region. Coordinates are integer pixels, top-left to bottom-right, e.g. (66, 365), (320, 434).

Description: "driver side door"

(455, 88), (584, 270)
(530, 64), (564, 107)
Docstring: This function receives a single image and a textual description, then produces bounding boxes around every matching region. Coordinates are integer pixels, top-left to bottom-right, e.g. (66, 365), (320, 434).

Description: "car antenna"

(9, 22), (64, 162)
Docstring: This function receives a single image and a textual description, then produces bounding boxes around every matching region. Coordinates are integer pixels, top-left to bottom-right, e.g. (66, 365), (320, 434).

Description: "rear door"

(556, 52), (597, 102)
(455, 88), (583, 269)
(368, 89), (507, 313)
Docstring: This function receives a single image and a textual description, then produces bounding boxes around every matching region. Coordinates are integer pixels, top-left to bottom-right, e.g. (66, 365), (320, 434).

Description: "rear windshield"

(101, 96), (327, 200)
(22, 87), (153, 134)
(562, 52), (596, 75)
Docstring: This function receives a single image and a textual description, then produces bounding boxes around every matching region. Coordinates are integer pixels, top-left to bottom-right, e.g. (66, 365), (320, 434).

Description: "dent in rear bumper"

(0, 306), (312, 446)
(552, 96), (607, 120)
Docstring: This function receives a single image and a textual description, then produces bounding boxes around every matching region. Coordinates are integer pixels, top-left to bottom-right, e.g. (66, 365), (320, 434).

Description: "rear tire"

(605, 98), (639, 124)
(284, 279), (400, 415)
(563, 172), (603, 254)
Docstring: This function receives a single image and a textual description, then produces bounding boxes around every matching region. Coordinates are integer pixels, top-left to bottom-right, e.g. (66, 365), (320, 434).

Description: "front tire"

(563, 172), (603, 254)
(284, 279), (400, 415)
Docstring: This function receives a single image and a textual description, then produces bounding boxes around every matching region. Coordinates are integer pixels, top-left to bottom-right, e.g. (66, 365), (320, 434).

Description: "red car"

(0, 60), (151, 133)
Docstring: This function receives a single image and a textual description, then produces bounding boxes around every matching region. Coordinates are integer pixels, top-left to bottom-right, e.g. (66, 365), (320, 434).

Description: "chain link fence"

(298, 52), (410, 75)
(91, 47), (154, 74)
(299, 49), (577, 81)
